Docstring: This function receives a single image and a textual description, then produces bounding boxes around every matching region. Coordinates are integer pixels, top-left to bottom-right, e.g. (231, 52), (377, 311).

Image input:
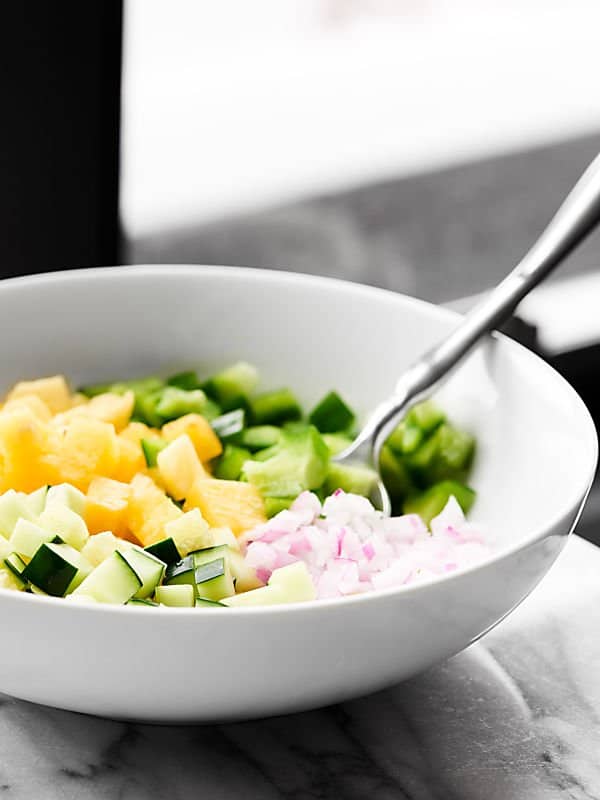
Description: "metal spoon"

(335, 153), (600, 515)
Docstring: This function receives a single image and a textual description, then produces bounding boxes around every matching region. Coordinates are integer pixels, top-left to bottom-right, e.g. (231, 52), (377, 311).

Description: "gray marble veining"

(1, 534), (599, 799)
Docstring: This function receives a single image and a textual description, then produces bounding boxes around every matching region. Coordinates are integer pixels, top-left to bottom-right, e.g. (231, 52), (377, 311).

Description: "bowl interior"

(0, 265), (596, 553)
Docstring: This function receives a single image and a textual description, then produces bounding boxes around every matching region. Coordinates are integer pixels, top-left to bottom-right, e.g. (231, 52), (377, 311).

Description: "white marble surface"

(1, 534), (599, 799)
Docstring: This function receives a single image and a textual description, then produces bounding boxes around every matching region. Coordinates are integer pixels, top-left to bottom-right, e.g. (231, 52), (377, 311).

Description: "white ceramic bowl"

(0, 265), (596, 723)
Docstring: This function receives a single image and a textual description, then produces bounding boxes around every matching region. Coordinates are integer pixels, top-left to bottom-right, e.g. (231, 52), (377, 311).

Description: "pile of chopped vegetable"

(0, 364), (481, 606)
(241, 491), (489, 601)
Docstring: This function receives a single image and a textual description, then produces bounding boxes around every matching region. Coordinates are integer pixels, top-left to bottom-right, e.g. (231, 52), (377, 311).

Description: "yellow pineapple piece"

(162, 414), (222, 463)
(46, 417), (119, 491)
(157, 434), (208, 501)
(2, 394), (52, 422)
(6, 375), (72, 414)
(69, 392), (88, 408)
(164, 508), (212, 555)
(127, 473), (182, 546)
(0, 407), (55, 492)
(119, 421), (156, 444)
(111, 434), (146, 483)
(86, 476), (134, 541)
(184, 477), (266, 537)
(54, 391), (134, 432)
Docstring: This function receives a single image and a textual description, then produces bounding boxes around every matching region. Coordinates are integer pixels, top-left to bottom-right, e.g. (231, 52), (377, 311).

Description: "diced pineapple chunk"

(86, 477), (133, 540)
(46, 417), (119, 492)
(54, 391), (134, 432)
(162, 414), (222, 462)
(164, 508), (212, 556)
(112, 434), (146, 483)
(2, 394), (52, 422)
(0, 407), (55, 492)
(120, 421), (156, 443)
(157, 434), (208, 501)
(184, 478), (266, 537)
(6, 375), (72, 414)
(127, 473), (182, 546)
(228, 549), (263, 593)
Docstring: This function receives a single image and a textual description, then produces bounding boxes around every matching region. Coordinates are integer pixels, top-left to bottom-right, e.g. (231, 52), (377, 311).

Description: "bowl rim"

(0, 263), (596, 616)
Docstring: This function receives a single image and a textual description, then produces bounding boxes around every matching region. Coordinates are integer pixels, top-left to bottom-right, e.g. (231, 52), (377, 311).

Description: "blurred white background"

(121, 0), (600, 238)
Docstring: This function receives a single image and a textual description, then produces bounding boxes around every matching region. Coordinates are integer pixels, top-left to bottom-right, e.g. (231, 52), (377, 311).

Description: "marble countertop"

(1, 534), (599, 799)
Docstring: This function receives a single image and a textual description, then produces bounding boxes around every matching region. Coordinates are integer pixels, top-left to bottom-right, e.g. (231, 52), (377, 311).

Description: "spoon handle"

(356, 153), (600, 456)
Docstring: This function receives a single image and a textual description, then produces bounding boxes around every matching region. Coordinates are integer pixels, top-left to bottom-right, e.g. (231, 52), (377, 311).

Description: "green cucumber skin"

(214, 444), (252, 481)
(308, 391), (355, 434)
(166, 371), (202, 391)
(141, 437), (167, 468)
(249, 389), (302, 426)
(23, 545), (78, 597)
(145, 538), (181, 565)
(403, 480), (476, 525)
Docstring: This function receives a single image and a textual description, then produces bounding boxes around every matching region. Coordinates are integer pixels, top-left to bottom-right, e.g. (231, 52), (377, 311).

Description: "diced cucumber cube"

(155, 584), (195, 607)
(27, 486), (49, 516)
(144, 537), (181, 565)
(0, 490), (38, 538)
(80, 376), (164, 399)
(166, 370), (201, 390)
(72, 551), (142, 604)
(243, 425), (330, 498)
(405, 424), (475, 486)
(249, 389), (301, 426)
(201, 362), (258, 412)
(324, 463), (378, 497)
(195, 598), (226, 608)
(213, 444), (252, 481)
(155, 387), (208, 422)
(223, 562), (315, 607)
(191, 546), (235, 600)
(10, 518), (55, 559)
(45, 483), (87, 517)
(403, 480), (476, 525)
(23, 542), (92, 596)
(164, 554), (196, 588)
(0, 537), (12, 561)
(194, 557), (234, 602)
(133, 389), (164, 427)
(141, 436), (167, 467)
(235, 426), (281, 452)
(264, 497), (295, 517)
(127, 597), (160, 607)
(379, 445), (416, 505)
(308, 391), (355, 433)
(121, 545), (166, 599)
(38, 505), (89, 551)
(29, 584), (50, 596)
(4, 553), (28, 588)
(322, 433), (353, 456)
(407, 400), (446, 433)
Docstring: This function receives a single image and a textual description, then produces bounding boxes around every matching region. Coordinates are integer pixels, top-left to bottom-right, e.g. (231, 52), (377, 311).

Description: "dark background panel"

(0, 1), (122, 276)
